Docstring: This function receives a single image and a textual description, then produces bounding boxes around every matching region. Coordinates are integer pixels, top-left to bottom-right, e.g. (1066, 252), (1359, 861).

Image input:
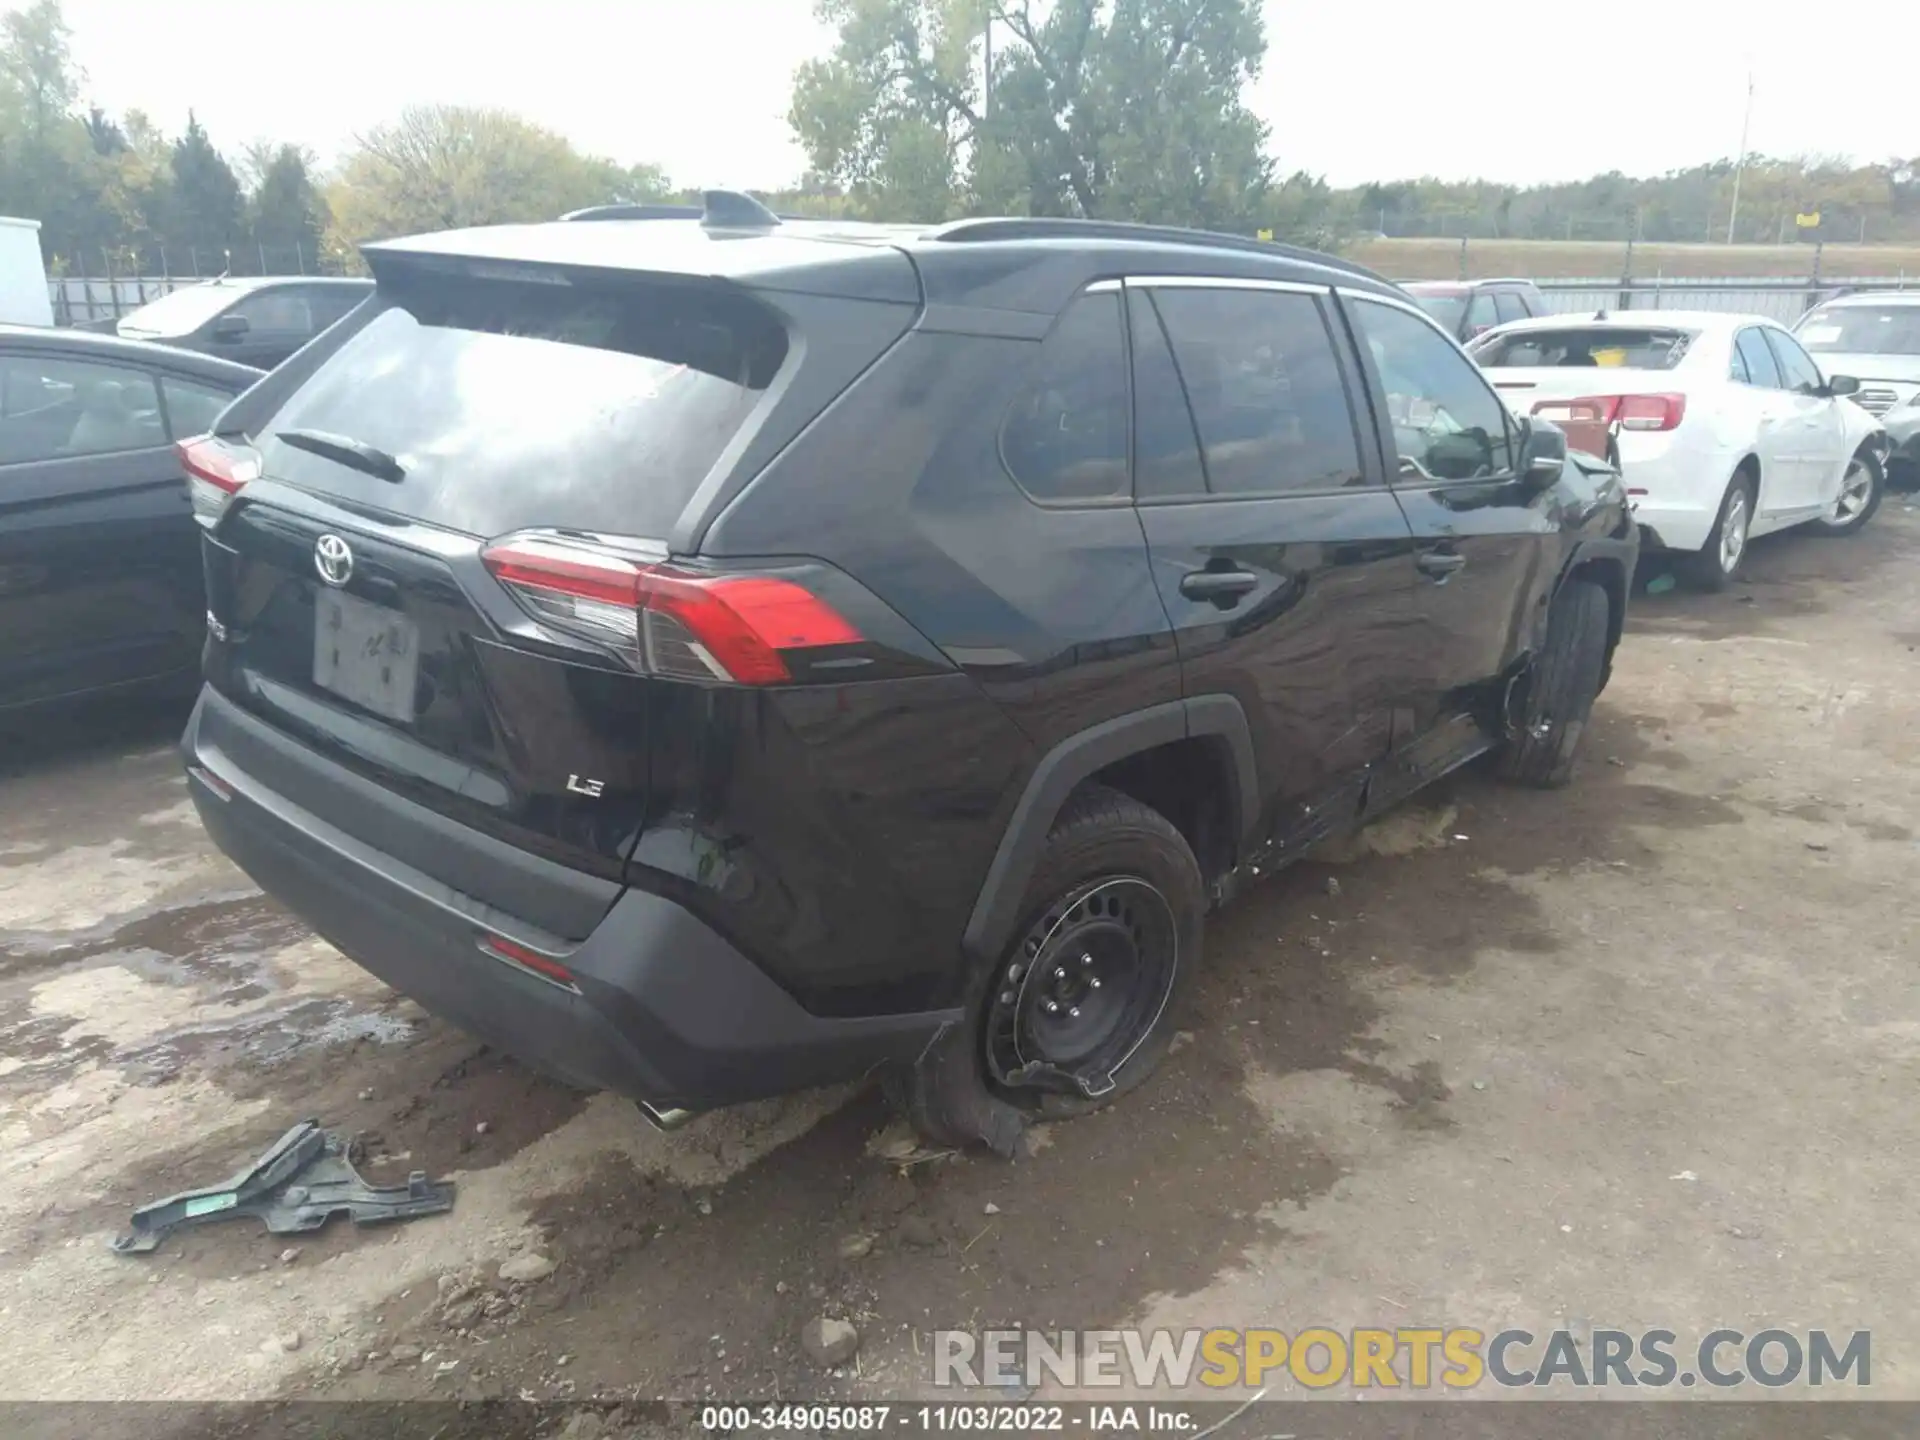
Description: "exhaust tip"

(637, 1101), (698, 1133)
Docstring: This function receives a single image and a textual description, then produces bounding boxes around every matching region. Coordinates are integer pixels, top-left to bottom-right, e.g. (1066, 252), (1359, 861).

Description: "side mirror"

(211, 313), (250, 342)
(1519, 417), (1567, 489)
(1824, 373), (1861, 397)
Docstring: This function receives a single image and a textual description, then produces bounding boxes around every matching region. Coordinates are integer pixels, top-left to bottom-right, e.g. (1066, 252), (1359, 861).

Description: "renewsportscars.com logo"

(932, 1327), (1872, 1391)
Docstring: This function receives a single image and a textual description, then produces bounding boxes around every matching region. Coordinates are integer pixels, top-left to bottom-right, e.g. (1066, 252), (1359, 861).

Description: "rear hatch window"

(253, 269), (789, 539)
(1475, 326), (1694, 370)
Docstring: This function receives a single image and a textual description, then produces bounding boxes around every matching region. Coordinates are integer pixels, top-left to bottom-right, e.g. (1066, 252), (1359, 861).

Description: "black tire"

(890, 784), (1205, 1151)
(1680, 470), (1756, 592)
(1808, 451), (1884, 537)
(1496, 577), (1611, 789)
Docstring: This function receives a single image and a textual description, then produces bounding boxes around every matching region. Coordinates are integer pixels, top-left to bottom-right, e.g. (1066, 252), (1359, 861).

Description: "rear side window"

(1474, 326), (1695, 370)
(1734, 328), (1783, 389)
(162, 376), (237, 438)
(0, 355), (164, 463)
(1493, 292), (1530, 325)
(1000, 292), (1129, 502)
(1150, 287), (1364, 495)
(306, 287), (367, 329)
(1130, 294), (1207, 500)
(253, 271), (789, 539)
(1464, 292), (1499, 336)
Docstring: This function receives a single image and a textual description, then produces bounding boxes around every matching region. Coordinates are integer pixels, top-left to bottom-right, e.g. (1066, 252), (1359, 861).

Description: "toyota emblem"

(314, 534), (354, 587)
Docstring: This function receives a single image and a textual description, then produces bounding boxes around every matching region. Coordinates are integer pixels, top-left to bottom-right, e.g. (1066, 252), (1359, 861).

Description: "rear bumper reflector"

(478, 934), (580, 993)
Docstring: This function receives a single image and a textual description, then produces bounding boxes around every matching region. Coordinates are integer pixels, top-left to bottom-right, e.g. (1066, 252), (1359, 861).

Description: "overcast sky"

(35, 0), (1903, 189)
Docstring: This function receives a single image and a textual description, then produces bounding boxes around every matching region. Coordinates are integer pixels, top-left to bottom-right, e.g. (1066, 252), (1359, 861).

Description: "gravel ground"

(1, 501), (1915, 1409)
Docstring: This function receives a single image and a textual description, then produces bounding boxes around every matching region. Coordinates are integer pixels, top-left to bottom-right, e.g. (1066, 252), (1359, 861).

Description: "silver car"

(1794, 292), (1920, 486)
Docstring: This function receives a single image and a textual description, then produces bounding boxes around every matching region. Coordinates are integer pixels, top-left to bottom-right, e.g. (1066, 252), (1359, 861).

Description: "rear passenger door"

(1341, 291), (1555, 743)
(0, 348), (204, 707)
(1126, 277), (1421, 856)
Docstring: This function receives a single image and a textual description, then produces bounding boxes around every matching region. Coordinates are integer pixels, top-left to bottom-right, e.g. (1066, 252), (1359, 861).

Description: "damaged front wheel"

(889, 785), (1205, 1152)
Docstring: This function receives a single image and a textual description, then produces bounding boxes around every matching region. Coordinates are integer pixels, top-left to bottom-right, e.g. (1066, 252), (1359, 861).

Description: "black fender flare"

(1528, 534), (1635, 649)
(960, 696), (1259, 966)
(1545, 534), (1637, 691)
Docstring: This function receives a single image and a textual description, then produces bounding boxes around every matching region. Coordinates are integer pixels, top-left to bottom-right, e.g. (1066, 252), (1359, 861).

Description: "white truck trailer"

(0, 217), (54, 326)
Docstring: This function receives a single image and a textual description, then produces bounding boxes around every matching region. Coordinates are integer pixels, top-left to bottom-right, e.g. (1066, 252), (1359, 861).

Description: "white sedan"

(1466, 311), (1890, 588)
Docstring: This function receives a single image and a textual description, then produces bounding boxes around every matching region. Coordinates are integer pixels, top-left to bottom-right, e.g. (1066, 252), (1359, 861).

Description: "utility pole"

(982, 9), (992, 119)
(1726, 69), (1754, 245)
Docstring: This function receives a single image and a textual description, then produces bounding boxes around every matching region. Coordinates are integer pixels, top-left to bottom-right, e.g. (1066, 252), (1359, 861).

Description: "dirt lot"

(2, 504), (1917, 1410)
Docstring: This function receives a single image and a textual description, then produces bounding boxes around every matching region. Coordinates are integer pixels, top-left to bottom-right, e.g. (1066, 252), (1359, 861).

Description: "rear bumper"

(1615, 430), (1729, 554)
(182, 686), (958, 1110)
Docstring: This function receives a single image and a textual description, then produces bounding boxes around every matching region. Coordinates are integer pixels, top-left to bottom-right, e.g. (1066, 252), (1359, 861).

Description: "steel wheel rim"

(1831, 459), (1872, 522)
(984, 876), (1179, 1100)
(1720, 487), (1749, 573)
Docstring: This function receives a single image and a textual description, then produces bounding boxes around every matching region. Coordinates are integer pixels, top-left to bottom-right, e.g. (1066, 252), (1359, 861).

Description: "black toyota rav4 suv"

(179, 193), (1635, 1153)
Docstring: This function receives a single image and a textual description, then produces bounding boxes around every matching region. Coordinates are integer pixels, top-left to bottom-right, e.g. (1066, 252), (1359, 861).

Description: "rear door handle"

(1179, 568), (1260, 603)
(1416, 550), (1467, 581)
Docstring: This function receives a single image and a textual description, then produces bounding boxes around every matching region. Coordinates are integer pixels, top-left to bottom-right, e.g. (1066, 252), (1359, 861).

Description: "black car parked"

(0, 326), (261, 713)
(1403, 278), (1552, 343)
(179, 195), (1636, 1152)
(114, 276), (374, 371)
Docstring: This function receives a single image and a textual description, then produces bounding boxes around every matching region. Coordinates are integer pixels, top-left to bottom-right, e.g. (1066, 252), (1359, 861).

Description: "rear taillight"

(1531, 394), (1686, 434)
(1617, 393), (1686, 431)
(177, 434), (261, 527)
(481, 536), (862, 685)
(1532, 396), (1616, 429)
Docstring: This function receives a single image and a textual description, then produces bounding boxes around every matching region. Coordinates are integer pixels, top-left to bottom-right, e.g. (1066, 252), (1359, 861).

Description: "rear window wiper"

(274, 428), (406, 484)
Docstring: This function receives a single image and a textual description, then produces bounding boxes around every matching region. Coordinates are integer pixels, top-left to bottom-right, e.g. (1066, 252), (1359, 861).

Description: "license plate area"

(313, 588), (420, 724)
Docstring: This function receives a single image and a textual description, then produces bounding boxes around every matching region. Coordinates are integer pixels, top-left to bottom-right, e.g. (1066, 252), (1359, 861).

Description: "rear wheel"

(1680, 471), (1755, 591)
(1809, 452), (1883, 537)
(891, 785), (1204, 1151)
(1497, 577), (1611, 789)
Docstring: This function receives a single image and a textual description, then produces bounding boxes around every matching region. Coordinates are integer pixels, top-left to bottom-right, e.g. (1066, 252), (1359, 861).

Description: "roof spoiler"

(562, 189), (785, 229)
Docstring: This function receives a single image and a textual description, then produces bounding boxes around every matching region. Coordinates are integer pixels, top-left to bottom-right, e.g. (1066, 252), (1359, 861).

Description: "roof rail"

(563, 202), (705, 222)
(560, 189), (788, 229)
(929, 217), (1383, 281)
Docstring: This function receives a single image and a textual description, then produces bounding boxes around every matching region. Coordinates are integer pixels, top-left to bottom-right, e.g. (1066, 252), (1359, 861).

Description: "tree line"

(785, 0), (1920, 248)
(4, 0), (1918, 283)
(0, 0), (667, 276)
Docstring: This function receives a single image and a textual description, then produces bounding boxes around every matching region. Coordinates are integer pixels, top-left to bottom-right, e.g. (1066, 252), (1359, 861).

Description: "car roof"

(364, 213), (1400, 317)
(1811, 290), (1920, 308)
(185, 275), (372, 291)
(0, 323), (266, 381)
(1481, 310), (1766, 334)
(1404, 277), (1538, 292)
(136, 275), (369, 299)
